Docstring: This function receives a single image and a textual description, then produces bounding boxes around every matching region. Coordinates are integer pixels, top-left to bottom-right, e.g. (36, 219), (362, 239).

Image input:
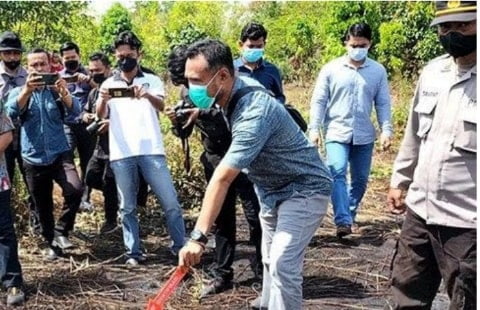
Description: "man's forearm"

(194, 177), (232, 234)
(17, 87), (32, 110)
(96, 100), (108, 118)
(147, 94), (164, 111)
(0, 131), (13, 153)
(61, 94), (73, 109)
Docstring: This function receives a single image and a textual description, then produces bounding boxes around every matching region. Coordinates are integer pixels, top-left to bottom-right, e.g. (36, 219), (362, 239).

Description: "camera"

(174, 100), (194, 126)
(108, 87), (135, 98)
(63, 75), (79, 84)
(33, 73), (59, 85)
(86, 118), (101, 135)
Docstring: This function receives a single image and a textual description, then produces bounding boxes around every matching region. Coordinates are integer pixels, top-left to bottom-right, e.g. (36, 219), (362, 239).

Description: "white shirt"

(99, 70), (166, 161)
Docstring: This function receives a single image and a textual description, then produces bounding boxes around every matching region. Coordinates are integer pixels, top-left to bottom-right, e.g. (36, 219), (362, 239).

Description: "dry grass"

(2, 82), (416, 309)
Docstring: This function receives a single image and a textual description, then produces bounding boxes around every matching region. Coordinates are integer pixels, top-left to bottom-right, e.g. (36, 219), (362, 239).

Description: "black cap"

(431, 1), (477, 26)
(0, 31), (24, 52)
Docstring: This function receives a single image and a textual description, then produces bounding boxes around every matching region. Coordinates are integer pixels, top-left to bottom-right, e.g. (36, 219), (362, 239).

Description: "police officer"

(0, 31), (39, 234)
(387, 1), (476, 308)
(0, 31), (25, 306)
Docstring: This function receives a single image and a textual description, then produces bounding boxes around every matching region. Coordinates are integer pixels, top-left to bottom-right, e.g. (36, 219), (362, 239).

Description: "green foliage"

(99, 3), (133, 53)
(0, 1), (90, 52)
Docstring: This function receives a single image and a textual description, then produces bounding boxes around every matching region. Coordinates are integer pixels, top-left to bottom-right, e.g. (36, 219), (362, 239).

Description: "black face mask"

(64, 60), (79, 71)
(117, 57), (137, 73)
(4, 60), (20, 71)
(92, 73), (106, 85)
(439, 32), (477, 58)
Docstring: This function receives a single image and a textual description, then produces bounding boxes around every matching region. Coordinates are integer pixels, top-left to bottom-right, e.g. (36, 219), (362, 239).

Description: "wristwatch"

(190, 229), (208, 245)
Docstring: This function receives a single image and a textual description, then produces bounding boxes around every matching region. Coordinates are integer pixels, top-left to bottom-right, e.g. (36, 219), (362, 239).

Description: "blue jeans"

(110, 155), (185, 258)
(0, 190), (23, 288)
(325, 142), (374, 226)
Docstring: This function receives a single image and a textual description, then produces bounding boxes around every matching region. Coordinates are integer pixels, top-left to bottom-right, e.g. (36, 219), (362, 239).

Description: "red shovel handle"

(146, 266), (189, 310)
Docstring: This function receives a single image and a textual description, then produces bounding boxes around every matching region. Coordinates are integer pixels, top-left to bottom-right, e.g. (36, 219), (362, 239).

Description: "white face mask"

(348, 46), (369, 61)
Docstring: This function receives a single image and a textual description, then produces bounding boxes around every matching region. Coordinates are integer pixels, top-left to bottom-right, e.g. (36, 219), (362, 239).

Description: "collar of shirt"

(234, 57), (265, 72)
(440, 56), (477, 84)
(113, 67), (144, 85)
(0, 62), (27, 79)
(342, 55), (371, 69)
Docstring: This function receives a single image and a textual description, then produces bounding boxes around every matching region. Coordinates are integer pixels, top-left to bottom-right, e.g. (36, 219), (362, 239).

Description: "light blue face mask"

(242, 48), (264, 63)
(188, 71), (221, 109)
(348, 47), (369, 61)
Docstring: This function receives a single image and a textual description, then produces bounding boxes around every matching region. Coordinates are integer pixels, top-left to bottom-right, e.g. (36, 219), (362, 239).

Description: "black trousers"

(64, 123), (96, 203)
(23, 153), (83, 245)
(5, 137), (38, 233)
(0, 190), (23, 288)
(85, 155), (118, 224)
(85, 154), (149, 224)
(201, 152), (262, 279)
(391, 208), (476, 310)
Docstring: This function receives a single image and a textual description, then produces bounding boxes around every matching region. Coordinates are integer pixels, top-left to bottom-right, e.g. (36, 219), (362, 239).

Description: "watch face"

(190, 229), (207, 243)
(191, 230), (201, 240)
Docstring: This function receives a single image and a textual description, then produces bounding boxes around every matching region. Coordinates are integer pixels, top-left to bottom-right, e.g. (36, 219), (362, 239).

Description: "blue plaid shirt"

(222, 76), (332, 210)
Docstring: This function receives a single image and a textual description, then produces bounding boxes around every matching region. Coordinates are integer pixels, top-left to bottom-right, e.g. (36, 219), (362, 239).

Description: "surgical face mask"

(92, 73), (106, 84)
(439, 32), (476, 58)
(4, 60), (20, 71)
(242, 48), (264, 63)
(348, 47), (369, 61)
(188, 71), (222, 109)
(64, 60), (79, 71)
(117, 56), (137, 73)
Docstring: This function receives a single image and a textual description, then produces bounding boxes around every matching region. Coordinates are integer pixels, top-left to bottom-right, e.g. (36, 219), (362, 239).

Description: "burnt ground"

(0, 177), (450, 310)
(0, 82), (451, 309)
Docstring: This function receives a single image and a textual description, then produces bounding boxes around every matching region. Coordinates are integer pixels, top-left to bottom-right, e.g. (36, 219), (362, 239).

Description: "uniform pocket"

(414, 98), (437, 139)
(454, 110), (477, 153)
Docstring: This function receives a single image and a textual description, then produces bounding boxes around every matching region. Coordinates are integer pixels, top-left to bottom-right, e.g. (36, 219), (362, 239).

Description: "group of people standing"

(0, 1), (476, 309)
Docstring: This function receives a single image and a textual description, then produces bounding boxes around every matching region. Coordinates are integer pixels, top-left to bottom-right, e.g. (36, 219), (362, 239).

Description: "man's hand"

(387, 188), (406, 215)
(97, 119), (109, 135)
(181, 108), (200, 129)
(99, 88), (112, 104)
(309, 130), (321, 146)
(380, 133), (392, 151)
(53, 78), (69, 98)
(133, 85), (148, 99)
(25, 73), (45, 93)
(165, 107), (177, 124)
(82, 113), (95, 124)
(178, 241), (204, 267)
(77, 73), (90, 83)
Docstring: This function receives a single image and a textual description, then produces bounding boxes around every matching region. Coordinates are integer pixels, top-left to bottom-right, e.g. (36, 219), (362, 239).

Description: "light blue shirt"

(222, 76), (332, 210)
(309, 56), (393, 145)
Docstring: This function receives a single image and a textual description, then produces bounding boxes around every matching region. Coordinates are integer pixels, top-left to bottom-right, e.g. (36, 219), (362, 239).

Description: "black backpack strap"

(226, 86), (269, 119)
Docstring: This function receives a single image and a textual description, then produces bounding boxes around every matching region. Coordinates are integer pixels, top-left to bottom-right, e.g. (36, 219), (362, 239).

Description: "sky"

(88, 0), (136, 17)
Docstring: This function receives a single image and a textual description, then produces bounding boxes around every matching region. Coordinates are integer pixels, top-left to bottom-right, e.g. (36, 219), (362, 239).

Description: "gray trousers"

(260, 192), (329, 310)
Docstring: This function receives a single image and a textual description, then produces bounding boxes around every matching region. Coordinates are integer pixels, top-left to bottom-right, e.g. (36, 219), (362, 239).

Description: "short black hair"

(114, 31), (142, 51)
(167, 45), (188, 87)
(344, 23), (372, 42)
(28, 48), (50, 60)
(186, 39), (234, 76)
(240, 22), (268, 42)
(89, 52), (111, 67)
(59, 42), (80, 56)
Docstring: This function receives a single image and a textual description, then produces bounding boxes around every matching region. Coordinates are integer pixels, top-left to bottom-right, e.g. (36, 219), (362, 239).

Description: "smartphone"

(34, 73), (59, 85)
(63, 75), (78, 84)
(108, 87), (135, 98)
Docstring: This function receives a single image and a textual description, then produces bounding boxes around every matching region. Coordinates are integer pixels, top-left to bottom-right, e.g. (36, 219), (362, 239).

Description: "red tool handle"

(146, 266), (189, 310)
